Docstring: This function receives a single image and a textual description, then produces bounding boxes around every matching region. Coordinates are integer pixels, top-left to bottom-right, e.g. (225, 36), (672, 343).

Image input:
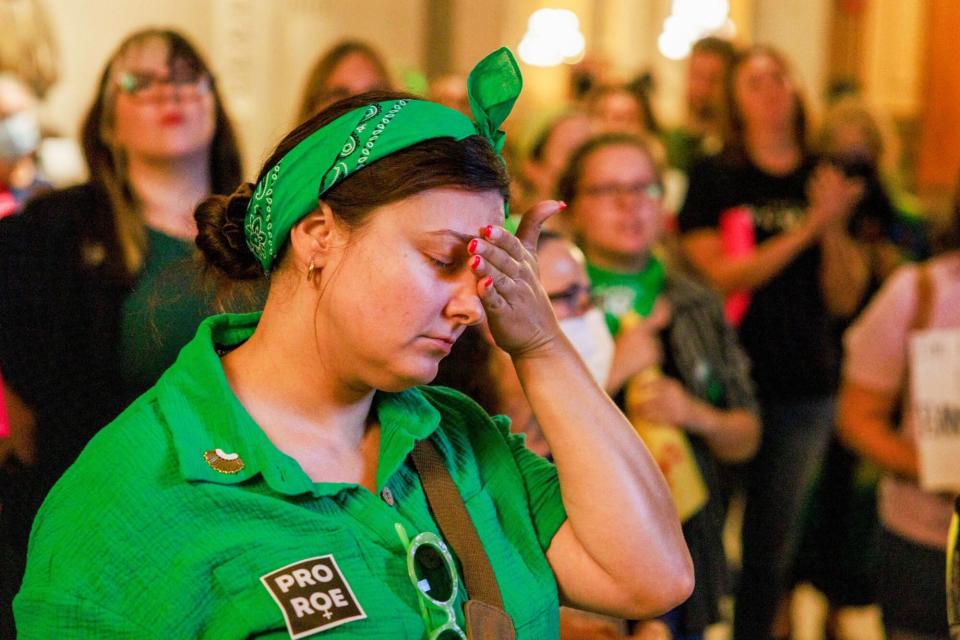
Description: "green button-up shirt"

(15, 313), (567, 639)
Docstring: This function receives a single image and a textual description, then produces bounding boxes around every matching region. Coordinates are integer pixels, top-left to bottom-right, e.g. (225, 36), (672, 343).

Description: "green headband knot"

(245, 47), (522, 272)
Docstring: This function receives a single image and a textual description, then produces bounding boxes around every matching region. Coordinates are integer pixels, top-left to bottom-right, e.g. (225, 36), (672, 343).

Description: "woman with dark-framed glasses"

(14, 50), (691, 638)
(0, 28), (242, 632)
(559, 132), (760, 640)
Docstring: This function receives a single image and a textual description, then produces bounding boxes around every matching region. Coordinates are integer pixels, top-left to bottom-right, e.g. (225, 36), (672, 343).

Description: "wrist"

(799, 212), (824, 242)
(509, 332), (571, 364)
(683, 397), (717, 434)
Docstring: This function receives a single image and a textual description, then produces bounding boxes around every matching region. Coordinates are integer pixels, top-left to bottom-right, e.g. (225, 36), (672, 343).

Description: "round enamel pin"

(203, 448), (245, 474)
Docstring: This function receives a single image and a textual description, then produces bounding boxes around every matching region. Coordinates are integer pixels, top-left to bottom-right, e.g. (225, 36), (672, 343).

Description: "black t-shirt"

(678, 154), (839, 400)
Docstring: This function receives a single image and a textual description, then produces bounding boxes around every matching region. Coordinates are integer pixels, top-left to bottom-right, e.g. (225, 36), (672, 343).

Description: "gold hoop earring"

(306, 262), (316, 281)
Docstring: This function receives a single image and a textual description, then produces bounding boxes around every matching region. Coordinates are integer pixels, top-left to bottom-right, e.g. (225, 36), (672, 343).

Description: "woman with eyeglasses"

(558, 132), (760, 640)
(14, 49), (692, 639)
(0, 28), (242, 633)
(676, 46), (868, 640)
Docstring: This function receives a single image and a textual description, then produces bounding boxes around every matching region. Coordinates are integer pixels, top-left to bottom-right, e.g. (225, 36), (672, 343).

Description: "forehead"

(738, 54), (785, 79)
(116, 36), (174, 71)
(689, 51), (727, 76)
(548, 115), (591, 145)
(598, 91), (638, 111)
(368, 187), (504, 236)
(329, 53), (384, 85)
(539, 239), (586, 290)
(582, 144), (655, 180)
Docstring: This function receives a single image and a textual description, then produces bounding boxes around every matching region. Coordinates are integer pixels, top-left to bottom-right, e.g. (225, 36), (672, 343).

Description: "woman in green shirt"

(15, 50), (692, 639)
(558, 132), (761, 639)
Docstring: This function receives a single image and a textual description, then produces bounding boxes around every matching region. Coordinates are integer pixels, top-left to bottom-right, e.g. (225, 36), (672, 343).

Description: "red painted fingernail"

(468, 238), (478, 253)
(483, 276), (494, 288)
(483, 225), (494, 239)
(558, 201), (567, 210)
(471, 255), (482, 269)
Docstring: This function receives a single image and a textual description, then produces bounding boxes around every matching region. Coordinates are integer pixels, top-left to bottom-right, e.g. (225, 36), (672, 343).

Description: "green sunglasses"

(395, 523), (466, 640)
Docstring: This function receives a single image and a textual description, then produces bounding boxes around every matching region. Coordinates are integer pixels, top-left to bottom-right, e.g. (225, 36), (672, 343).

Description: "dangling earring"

(306, 262), (316, 282)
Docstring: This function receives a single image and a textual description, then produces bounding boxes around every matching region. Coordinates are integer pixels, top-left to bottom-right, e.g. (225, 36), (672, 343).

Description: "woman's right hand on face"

(468, 200), (566, 358)
(806, 163), (865, 233)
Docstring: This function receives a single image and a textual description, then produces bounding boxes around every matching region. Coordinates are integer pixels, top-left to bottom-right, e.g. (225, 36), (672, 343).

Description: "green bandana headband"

(245, 47), (522, 272)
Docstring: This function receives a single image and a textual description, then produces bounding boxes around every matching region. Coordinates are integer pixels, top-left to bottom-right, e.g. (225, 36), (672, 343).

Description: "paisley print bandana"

(244, 47), (522, 272)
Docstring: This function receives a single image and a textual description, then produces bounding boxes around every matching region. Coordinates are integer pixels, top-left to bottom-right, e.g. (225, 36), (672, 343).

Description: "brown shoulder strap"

(410, 438), (505, 610)
(912, 265), (935, 331)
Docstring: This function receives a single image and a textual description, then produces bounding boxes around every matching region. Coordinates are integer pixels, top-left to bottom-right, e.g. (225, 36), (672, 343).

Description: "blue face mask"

(0, 111), (40, 159)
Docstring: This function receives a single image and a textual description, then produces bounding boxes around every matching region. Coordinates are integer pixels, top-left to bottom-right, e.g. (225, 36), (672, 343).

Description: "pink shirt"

(843, 254), (960, 549)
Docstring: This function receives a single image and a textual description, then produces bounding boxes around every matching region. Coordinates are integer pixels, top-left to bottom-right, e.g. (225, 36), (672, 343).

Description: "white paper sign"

(910, 328), (960, 491)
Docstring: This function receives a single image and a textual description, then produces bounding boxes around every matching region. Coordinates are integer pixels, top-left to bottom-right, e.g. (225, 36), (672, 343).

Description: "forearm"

(684, 224), (817, 295)
(838, 416), (917, 479)
(513, 339), (690, 590)
(819, 225), (869, 318)
(683, 402), (760, 463)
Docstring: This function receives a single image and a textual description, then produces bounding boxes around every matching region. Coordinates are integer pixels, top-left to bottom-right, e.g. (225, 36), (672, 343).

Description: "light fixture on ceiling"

(658, 0), (735, 61)
(518, 8), (586, 67)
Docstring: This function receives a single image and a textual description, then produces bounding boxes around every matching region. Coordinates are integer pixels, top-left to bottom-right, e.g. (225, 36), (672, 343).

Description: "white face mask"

(559, 307), (615, 387)
(0, 111), (40, 159)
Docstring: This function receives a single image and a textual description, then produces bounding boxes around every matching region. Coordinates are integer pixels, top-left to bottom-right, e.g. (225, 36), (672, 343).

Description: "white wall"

(863, 0), (923, 119)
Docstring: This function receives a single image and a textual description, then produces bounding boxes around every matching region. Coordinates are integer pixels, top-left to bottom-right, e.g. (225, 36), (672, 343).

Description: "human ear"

(288, 201), (343, 271)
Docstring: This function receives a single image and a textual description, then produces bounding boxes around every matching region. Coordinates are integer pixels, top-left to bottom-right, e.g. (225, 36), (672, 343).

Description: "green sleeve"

(491, 414), (567, 551)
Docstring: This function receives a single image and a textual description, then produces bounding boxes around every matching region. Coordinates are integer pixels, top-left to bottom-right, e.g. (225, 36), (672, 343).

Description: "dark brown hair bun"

(195, 182), (264, 280)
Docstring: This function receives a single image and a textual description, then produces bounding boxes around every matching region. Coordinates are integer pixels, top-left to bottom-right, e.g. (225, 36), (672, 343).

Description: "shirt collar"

(156, 312), (441, 497)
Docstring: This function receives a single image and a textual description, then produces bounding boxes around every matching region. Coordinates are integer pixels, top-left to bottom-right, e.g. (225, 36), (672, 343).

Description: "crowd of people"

(0, 16), (957, 640)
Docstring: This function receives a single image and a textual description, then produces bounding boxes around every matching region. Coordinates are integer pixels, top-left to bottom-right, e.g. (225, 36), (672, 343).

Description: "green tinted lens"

(118, 71), (149, 94)
(413, 544), (454, 603)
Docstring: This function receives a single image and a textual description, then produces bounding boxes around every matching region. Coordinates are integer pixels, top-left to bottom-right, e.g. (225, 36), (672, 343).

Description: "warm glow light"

(657, 0), (733, 60)
(518, 8), (586, 67)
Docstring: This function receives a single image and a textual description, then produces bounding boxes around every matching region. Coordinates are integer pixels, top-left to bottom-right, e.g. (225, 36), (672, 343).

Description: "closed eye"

(426, 254), (455, 270)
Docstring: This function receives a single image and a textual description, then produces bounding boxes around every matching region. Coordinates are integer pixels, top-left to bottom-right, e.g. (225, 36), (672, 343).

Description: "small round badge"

(203, 448), (245, 474)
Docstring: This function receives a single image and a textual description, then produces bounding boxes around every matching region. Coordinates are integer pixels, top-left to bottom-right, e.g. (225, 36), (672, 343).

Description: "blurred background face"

(592, 89), (644, 135)
(109, 36), (216, 162)
(539, 237), (592, 321)
(428, 74), (470, 115)
(322, 52), (389, 106)
(540, 114), (593, 180)
(734, 53), (797, 131)
(826, 120), (876, 165)
(571, 143), (663, 267)
(687, 50), (727, 122)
